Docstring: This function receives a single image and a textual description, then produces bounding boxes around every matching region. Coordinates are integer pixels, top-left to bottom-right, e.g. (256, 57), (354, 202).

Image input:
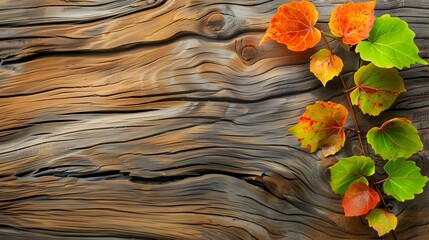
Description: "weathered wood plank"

(0, 174), (336, 240)
(0, 0), (428, 61)
(0, 0), (428, 239)
(0, 0), (167, 26)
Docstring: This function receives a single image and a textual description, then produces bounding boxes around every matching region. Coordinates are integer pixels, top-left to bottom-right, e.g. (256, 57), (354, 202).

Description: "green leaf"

(383, 158), (429, 202)
(350, 63), (405, 116)
(330, 156), (375, 195)
(367, 118), (423, 160)
(356, 14), (428, 69)
(366, 209), (397, 237)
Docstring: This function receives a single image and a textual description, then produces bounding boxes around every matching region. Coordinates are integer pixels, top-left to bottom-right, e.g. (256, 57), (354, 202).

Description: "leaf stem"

(322, 31), (342, 41)
(343, 86), (357, 93)
(372, 178), (388, 186)
(344, 127), (360, 133)
(321, 31), (367, 157)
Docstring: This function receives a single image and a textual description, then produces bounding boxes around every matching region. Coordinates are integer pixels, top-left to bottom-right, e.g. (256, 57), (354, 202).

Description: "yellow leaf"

(310, 49), (344, 86)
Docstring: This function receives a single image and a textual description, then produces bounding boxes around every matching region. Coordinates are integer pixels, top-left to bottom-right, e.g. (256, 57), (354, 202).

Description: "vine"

(260, 0), (428, 238)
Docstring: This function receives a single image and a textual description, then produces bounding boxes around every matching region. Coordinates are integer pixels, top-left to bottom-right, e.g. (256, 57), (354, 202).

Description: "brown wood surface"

(0, 0), (428, 239)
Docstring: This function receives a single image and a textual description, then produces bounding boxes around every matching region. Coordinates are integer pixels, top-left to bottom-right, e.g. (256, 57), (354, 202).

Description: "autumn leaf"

(330, 156), (375, 195)
(342, 182), (380, 216)
(356, 14), (428, 69)
(310, 49), (344, 86)
(350, 63), (405, 116)
(384, 159), (429, 202)
(366, 209), (398, 237)
(329, 1), (376, 45)
(367, 118), (423, 160)
(260, 0), (321, 51)
(289, 101), (348, 156)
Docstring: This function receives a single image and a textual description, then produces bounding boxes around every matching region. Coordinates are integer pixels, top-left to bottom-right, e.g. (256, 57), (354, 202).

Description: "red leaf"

(329, 1), (376, 45)
(342, 182), (380, 216)
(260, 0), (321, 51)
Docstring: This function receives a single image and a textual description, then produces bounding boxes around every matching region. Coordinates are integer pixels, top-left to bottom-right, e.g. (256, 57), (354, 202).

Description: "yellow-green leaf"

(366, 209), (397, 237)
(350, 63), (405, 116)
(289, 101), (348, 157)
(310, 49), (344, 86)
(367, 118), (423, 160)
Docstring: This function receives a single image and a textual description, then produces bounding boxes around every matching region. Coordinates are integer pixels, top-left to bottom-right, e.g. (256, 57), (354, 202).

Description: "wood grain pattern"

(0, 0), (428, 239)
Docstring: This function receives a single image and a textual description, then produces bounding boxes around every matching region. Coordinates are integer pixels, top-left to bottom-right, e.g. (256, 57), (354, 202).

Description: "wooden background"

(0, 0), (428, 239)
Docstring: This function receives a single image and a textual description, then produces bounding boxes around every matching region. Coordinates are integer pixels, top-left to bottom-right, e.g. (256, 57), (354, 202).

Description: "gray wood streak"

(0, 0), (428, 239)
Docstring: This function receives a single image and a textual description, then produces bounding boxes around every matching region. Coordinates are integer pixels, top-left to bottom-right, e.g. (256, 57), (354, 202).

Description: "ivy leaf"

(310, 49), (344, 86)
(330, 156), (375, 195)
(383, 158), (429, 202)
(356, 14), (428, 69)
(328, 1), (376, 45)
(350, 63), (405, 116)
(260, 0), (321, 51)
(342, 182), (380, 216)
(366, 209), (398, 237)
(367, 118), (423, 160)
(288, 101), (348, 157)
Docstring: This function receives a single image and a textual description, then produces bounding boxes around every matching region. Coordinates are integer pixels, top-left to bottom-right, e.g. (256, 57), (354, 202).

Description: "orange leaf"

(342, 182), (380, 216)
(329, 1), (376, 45)
(260, 0), (321, 51)
(310, 49), (344, 86)
(288, 101), (348, 156)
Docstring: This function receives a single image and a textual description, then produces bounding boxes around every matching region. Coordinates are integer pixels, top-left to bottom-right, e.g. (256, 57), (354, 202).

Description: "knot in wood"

(241, 45), (258, 61)
(206, 13), (225, 32)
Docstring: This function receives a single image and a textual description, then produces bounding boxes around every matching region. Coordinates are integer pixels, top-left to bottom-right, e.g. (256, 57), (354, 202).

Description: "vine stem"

(320, 31), (398, 240)
(320, 31), (367, 157)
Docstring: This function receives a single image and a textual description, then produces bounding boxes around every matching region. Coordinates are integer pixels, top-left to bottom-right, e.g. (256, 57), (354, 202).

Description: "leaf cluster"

(261, 0), (428, 237)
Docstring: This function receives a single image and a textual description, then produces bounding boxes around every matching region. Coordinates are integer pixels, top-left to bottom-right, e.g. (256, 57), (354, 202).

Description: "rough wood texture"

(0, 0), (428, 239)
